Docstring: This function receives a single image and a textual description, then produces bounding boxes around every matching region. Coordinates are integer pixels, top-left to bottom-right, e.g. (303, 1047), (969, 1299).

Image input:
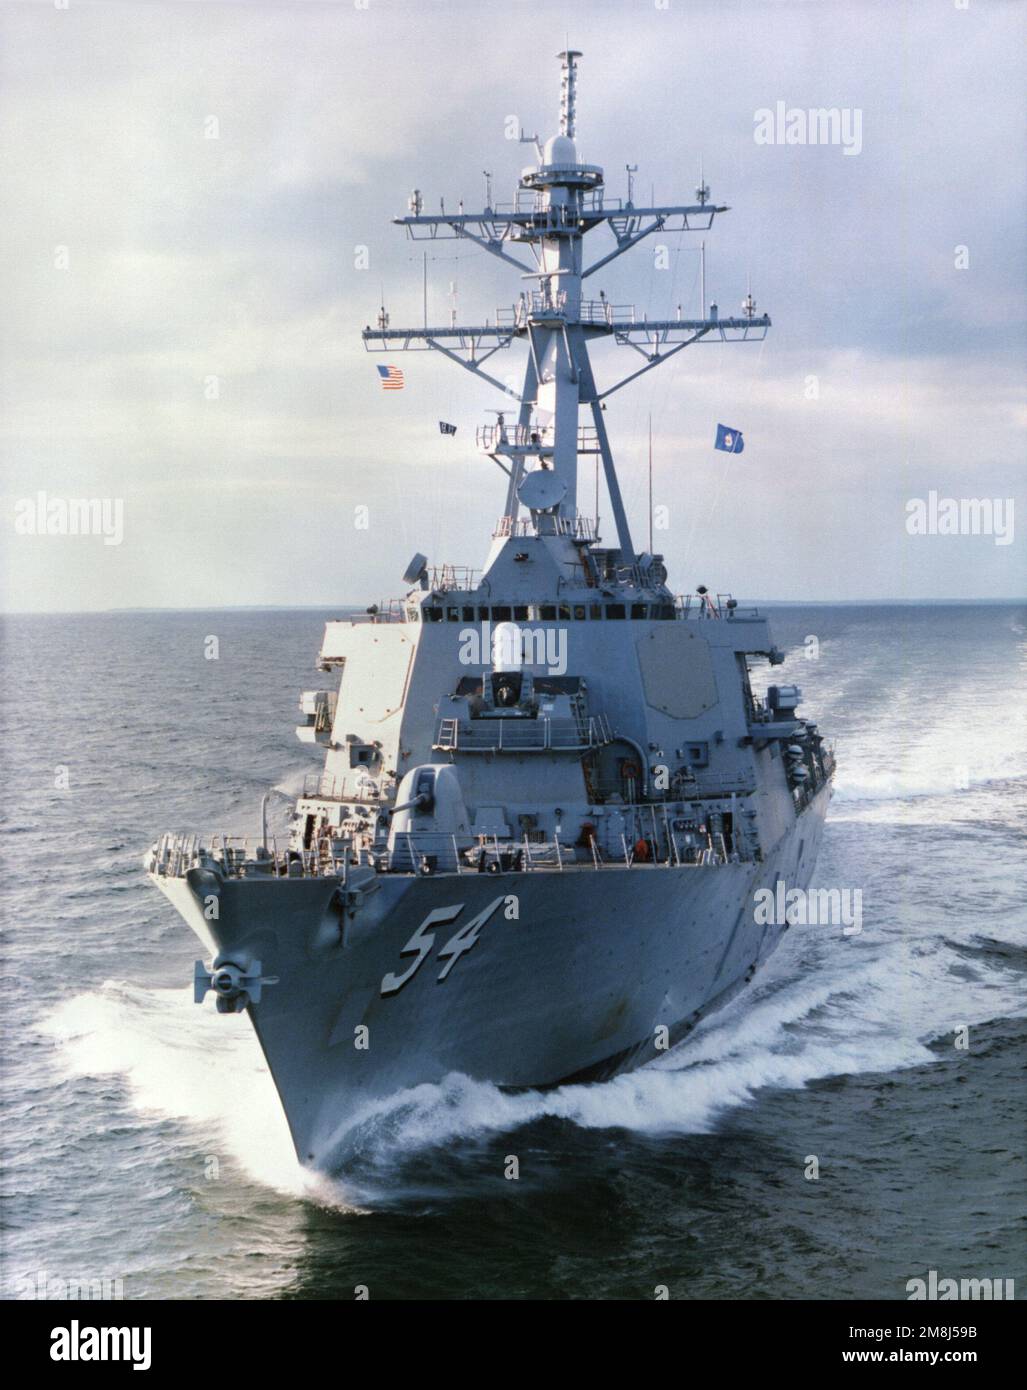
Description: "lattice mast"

(363, 51), (769, 564)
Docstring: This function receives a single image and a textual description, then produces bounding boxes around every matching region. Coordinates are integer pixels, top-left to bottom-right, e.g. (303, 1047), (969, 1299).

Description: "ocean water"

(1, 602), (1024, 1301)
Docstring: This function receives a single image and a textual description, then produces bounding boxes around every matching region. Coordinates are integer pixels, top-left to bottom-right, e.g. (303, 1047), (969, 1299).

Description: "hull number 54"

(381, 896), (510, 996)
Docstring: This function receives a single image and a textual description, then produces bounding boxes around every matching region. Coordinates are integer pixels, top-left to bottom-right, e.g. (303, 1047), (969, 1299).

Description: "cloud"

(1, 0), (1024, 610)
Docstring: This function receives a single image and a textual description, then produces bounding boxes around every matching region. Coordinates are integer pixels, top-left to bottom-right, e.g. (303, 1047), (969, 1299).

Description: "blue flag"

(715, 423), (744, 454)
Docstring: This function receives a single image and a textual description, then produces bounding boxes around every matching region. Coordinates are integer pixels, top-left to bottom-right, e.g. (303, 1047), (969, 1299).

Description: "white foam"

(39, 983), (359, 1210)
(830, 675), (1027, 800)
(39, 920), (1026, 1197)
(272, 766), (315, 799)
(833, 765), (1027, 803)
(762, 617), (1027, 806)
(331, 936), (1023, 1164)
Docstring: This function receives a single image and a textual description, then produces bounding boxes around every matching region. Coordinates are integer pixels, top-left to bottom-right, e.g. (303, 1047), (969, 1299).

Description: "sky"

(1, 0), (1024, 611)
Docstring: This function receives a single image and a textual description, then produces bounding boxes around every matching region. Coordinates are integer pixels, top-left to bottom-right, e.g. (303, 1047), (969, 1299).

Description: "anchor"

(193, 955), (279, 1014)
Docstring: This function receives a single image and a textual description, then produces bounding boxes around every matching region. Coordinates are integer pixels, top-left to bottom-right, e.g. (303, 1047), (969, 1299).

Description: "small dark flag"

(715, 423), (744, 454)
(439, 421), (457, 435)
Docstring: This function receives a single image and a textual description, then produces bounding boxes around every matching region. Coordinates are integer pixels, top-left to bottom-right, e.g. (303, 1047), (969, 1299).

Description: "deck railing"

(148, 813), (742, 884)
(492, 514), (596, 540)
(147, 832), (349, 882)
(301, 771), (395, 803)
(434, 712), (613, 753)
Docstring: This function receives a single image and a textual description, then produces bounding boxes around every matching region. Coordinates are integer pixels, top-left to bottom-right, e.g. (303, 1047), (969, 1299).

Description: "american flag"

(377, 364), (405, 391)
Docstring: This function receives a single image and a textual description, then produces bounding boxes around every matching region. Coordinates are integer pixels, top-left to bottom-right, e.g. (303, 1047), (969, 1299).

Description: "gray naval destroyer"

(148, 53), (834, 1169)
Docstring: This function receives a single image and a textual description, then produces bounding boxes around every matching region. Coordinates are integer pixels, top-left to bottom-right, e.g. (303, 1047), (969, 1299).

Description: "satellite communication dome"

(492, 621), (524, 672)
(543, 133), (578, 166)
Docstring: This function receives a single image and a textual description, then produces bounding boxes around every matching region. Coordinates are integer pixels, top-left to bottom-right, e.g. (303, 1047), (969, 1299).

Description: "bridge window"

(631, 603), (647, 619)
(606, 604), (625, 619)
(514, 604), (529, 620)
(492, 605), (512, 621)
(425, 606), (443, 622)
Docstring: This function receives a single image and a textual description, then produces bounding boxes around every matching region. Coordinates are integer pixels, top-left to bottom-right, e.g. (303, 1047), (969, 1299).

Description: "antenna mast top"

(365, 51), (770, 566)
(557, 50), (582, 138)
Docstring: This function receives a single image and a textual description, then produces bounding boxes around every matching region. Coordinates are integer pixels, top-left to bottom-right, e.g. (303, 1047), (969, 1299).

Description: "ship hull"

(155, 783), (830, 1169)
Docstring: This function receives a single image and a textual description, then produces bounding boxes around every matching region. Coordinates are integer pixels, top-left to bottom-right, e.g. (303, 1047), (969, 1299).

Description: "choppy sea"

(1, 602), (1024, 1300)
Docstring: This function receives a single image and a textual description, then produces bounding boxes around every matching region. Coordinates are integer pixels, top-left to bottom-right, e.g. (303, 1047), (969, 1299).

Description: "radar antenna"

(362, 53), (770, 565)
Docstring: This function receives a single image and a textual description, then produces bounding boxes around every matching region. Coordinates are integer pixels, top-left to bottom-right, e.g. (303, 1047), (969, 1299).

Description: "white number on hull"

(380, 897), (506, 996)
(380, 905), (461, 997)
(436, 897), (505, 980)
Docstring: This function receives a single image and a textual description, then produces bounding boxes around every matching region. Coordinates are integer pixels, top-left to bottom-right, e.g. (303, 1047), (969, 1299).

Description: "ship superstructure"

(148, 54), (834, 1169)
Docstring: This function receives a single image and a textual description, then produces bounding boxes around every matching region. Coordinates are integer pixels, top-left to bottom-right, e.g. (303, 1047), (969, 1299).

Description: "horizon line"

(2, 596), (1024, 618)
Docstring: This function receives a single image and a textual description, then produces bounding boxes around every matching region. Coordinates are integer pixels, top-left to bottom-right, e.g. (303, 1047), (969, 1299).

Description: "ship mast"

(362, 51), (769, 566)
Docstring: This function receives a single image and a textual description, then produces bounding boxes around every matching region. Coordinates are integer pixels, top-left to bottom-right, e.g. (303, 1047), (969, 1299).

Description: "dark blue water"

(2, 604), (1025, 1300)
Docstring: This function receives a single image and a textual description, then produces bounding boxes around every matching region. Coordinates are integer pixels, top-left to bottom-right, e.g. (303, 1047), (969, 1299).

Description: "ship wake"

(39, 919), (1027, 1205)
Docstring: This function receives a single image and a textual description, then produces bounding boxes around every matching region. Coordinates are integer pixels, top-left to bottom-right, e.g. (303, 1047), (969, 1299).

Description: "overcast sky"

(1, 0), (1024, 611)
